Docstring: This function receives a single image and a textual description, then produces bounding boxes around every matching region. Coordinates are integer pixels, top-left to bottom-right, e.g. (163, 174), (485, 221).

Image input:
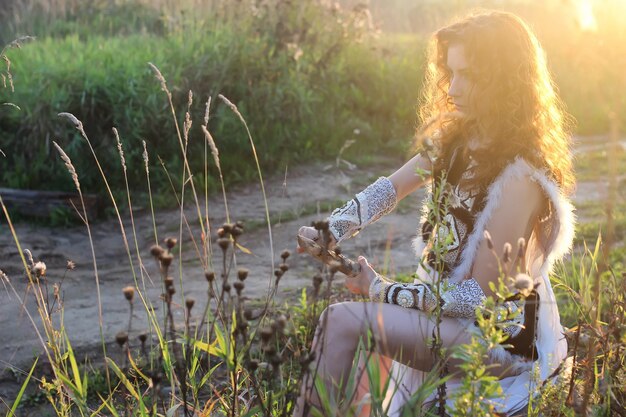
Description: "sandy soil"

(0, 138), (618, 403)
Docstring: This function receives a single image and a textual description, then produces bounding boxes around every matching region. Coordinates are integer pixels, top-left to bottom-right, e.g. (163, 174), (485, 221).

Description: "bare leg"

(353, 353), (393, 417)
(293, 301), (472, 416)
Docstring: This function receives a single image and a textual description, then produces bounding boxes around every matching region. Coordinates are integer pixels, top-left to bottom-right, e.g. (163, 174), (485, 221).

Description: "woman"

(294, 10), (575, 416)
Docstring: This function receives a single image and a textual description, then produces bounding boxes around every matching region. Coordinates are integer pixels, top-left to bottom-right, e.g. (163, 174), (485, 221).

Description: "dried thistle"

(237, 268), (249, 281)
(150, 244), (165, 258)
(160, 254), (174, 267)
(514, 273), (533, 297)
(115, 331), (128, 347)
(234, 281), (245, 296)
(260, 327), (273, 344)
(66, 260), (76, 270)
(185, 298), (195, 311)
(122, 286), (135, 302)
(164, 237), (177, 250)
(217, 237), (231, 252)
(164, 276), (174, 288)
(205, 270), (215, 282)
(279, 263), (289, 273)
(231, 225), (243, 238)
(33, 262), (47, 278)
(281, 249), (291, 261)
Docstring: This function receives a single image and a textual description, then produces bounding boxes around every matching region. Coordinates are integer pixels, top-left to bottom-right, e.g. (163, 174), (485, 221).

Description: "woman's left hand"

(345, 256), (377, 296)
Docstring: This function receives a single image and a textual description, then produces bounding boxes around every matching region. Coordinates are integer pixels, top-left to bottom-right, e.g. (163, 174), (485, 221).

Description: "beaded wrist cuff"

(328, 177), (397, 243)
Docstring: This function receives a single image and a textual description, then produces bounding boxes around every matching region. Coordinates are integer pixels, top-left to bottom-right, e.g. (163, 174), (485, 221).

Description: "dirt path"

(0, 137), (619, 400)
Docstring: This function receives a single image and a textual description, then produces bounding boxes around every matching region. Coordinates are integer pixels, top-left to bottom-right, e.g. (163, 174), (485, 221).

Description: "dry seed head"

(279, 263), (289, 273)
(142, 140), (149, 173)
(328, 261), (341, 274)
(274, 268), (284, 279)
(205, 270), (215, 282)
(164, 276), (174, 288)
(202, 126), (221, 170)
(270, 353), (283, 367)
(160, 254), (174, 267)
(234, 281), (244, 295)
(236, 220), (244, 229)
(313, 273), (323, 288)
(502, 243), (512, 263)
(280, 249), (291, 260)
(275, 314), (287, 331)
(483, 230), (494, 250)
(185, 298), (195, 311)
(217, 237), (230, 251)
(203, 96), (211, 126)
(33, 261), (47, 278)
(58, 112), (83, 130)
(24, 249), (34, 268)
(237, 268), (249, 281)
(164, 237), (177, 250)
(248, 359), (259, 371)
(148, 62), (170, 98)
(53, 141), (80, 191)
(260, 327), (273, 343)
(334, 246), (342, 255)
(514, 273), (534, 297)
(115, 331), (128, 347)
(217, 228), (226, 238)
(138, 333), (148, 344)
(167, 286), (176, 296)
(231, 226), (243, 238)
(150, 245), (165, 258)
(517, 237), (526, 259)
(122, 286), (135, 302)
(113, 128), (126, 173)
(223, 282), (231, 293)
(66, 260), (76, 270)
(222, 223), (233, 234)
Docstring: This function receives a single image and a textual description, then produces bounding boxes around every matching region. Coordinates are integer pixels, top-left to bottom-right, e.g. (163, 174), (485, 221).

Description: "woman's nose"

(448, 77), (461, 98)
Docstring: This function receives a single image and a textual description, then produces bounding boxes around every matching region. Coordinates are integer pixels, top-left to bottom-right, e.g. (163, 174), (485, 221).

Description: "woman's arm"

(470, 175), (543, 297)
(388, 152), (432, 201)
(297, 153), (432, 251)
(326, 153), (432, 243)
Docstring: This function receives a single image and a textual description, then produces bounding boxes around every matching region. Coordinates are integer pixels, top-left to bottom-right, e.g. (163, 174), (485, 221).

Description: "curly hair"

(417, 11), (575, 194)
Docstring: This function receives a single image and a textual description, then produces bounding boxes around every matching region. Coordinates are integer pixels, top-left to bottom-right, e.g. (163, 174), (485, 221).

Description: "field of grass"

(1, 1), (625, 416)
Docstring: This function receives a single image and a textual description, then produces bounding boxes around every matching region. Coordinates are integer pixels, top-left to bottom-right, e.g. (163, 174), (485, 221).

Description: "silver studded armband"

(368, 275), (487, 319)
(327, 177), (397, 243)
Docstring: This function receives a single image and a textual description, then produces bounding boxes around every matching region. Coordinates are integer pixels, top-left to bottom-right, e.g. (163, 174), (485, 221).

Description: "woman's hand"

(345, 256), (377, 296)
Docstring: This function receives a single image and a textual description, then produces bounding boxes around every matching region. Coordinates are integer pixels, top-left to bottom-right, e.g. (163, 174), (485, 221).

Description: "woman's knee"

(318, 302), (363, 340)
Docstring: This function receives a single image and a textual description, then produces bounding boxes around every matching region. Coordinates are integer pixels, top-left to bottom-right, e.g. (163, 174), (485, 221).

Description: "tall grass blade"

(8, 357), (38, 417)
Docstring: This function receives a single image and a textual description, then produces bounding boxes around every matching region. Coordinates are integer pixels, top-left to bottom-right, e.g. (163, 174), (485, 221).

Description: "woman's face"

(446, 43), (475, 116)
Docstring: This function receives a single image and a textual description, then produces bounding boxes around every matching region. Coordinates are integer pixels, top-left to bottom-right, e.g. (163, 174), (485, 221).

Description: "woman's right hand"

(296, 225), (337, 253)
